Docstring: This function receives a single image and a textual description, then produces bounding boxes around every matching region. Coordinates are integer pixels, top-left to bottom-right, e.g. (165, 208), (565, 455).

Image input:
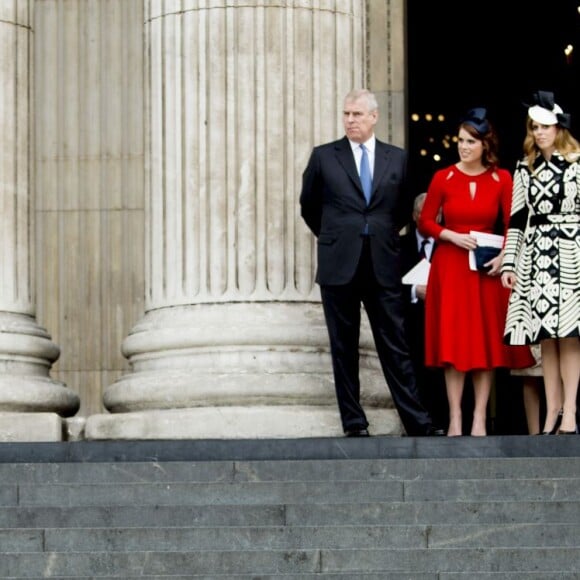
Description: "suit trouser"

(320, 239), (433, 435)
(406, 303), (449, 428)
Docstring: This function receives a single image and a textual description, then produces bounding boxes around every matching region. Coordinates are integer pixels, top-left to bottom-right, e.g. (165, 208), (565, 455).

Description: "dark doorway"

(406, 1), (580, 435)
(407, 0), (580, 195)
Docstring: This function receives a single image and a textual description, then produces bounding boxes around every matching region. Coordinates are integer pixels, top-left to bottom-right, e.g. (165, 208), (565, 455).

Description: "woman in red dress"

(418, 108), (534, 437)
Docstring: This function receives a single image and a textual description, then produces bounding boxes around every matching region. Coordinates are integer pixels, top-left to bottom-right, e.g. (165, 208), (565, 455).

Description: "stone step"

(0, 571), (578, 580)
(1, 575), (577, 580)
(1, 547), (579, 576)
(2, 476), (579, 508)
(0, 499), (578, 529)
(287, 499), (580, 526)
(1, 523), (580, 553)
(1, 435), (579, 464)
(1, 456), (579, 484)
(0, 437), (578, 578)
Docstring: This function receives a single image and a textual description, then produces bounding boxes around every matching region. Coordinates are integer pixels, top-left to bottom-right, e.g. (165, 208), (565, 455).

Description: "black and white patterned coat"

(501, 151), (580, 344)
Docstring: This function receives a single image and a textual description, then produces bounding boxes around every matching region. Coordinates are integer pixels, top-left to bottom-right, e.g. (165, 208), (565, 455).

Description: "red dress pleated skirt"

(424, 242), (534, 371)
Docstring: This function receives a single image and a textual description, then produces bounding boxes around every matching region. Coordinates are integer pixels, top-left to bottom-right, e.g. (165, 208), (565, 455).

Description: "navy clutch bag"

(474, 246), (501, 272)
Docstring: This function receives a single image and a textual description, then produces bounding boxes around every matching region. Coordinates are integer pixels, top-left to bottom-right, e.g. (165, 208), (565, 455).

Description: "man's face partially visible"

(343, 98), (378, 144)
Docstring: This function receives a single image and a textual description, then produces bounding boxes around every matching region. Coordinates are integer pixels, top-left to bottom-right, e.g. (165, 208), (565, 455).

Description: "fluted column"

(0, 0), (79, 440)
(88, 0), (399, 439)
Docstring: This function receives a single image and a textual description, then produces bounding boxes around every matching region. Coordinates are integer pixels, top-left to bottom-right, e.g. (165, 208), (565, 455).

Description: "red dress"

(418, 165), (534, 372)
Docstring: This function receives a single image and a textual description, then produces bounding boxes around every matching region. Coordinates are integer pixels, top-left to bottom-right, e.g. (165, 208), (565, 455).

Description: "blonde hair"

(523, 116), (580, 171)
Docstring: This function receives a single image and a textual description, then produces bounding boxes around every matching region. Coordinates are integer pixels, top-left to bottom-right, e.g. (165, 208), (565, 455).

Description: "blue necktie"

(359, 144), (372, 205)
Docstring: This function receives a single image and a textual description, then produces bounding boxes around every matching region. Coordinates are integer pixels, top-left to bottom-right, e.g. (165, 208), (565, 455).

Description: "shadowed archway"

(407, 0), (580, 194)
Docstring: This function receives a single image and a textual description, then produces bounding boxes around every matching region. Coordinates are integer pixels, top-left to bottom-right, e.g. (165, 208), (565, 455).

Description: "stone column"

(0, 0), (79, 441)
(87, 0), (400, 439)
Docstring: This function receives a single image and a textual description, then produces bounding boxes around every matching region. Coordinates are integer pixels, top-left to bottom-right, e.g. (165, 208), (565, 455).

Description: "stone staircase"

(0, 436), (579, 578)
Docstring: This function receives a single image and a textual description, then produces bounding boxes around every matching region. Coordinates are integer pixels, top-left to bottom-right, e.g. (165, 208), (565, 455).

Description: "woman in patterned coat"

(501, 91), (580, 435)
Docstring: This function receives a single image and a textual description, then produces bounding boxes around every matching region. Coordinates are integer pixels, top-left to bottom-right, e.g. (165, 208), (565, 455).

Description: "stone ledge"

(83, 406), (401, 440)
(0, 434), (579, 464)
(0, 413), (64, 442)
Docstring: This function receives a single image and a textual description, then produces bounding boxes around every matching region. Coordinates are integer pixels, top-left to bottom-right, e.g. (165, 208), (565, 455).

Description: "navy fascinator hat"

(460, 107), (490, 134)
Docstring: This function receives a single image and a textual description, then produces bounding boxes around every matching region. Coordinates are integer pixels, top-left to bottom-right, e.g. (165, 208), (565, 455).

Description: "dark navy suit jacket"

(299, 136), (411, 290)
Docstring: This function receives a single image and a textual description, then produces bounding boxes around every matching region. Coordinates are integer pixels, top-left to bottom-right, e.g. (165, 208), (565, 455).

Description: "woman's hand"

(501, 271), (517, 289)
(440, 229), (477, 250)
(416, 284), (427, 301)
(485, 251), (504, 276)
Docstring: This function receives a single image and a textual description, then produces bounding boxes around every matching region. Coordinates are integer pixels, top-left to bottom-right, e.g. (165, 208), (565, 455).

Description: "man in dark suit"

(299, 89), (443, 437)
(400, 193), (448, 431)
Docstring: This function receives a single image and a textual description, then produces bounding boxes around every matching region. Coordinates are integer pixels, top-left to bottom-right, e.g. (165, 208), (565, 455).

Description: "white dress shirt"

(411, 232), (434, 302)
(349, 136), (375, 178)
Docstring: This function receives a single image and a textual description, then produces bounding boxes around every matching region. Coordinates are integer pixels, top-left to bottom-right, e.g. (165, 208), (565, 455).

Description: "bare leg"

(471, 369), (493, 436)
(445, 366), (465, 437)
(559, 337), (580, 433)
(522, 377), (542, 435)
(541, 339), (563, 434)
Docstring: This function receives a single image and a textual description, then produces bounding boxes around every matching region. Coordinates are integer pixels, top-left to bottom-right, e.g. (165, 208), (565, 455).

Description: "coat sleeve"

(299, 148), (322, 237)
(501, 161), (529, 273)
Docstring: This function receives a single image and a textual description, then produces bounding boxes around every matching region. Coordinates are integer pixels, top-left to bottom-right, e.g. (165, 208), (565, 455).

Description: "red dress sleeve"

(418, 168), (447, 239)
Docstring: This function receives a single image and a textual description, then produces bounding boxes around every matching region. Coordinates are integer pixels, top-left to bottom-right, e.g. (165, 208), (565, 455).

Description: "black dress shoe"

(344, 428), (370, 437)
(425, 427), (446, 437)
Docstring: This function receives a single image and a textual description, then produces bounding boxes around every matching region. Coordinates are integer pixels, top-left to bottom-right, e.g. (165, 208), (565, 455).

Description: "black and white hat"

(526, 90), (571, 128)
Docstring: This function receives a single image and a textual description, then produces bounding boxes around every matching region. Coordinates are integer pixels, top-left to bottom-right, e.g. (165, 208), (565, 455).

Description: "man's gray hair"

(344, 89), (378, 112)
(413, 192), (427, 213)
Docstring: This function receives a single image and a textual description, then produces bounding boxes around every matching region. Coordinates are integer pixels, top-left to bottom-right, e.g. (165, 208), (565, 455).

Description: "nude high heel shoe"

(542, 409), (563, 435)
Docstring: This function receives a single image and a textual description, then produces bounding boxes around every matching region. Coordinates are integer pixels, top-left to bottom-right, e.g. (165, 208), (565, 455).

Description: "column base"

(0, 412), (64, 442)
(0, 376), (80, 416)
(102, 303), (399, 438)
(104, 303), (390, 415)
(85, 405), (403, 440)
(0, 312), (79, 416)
